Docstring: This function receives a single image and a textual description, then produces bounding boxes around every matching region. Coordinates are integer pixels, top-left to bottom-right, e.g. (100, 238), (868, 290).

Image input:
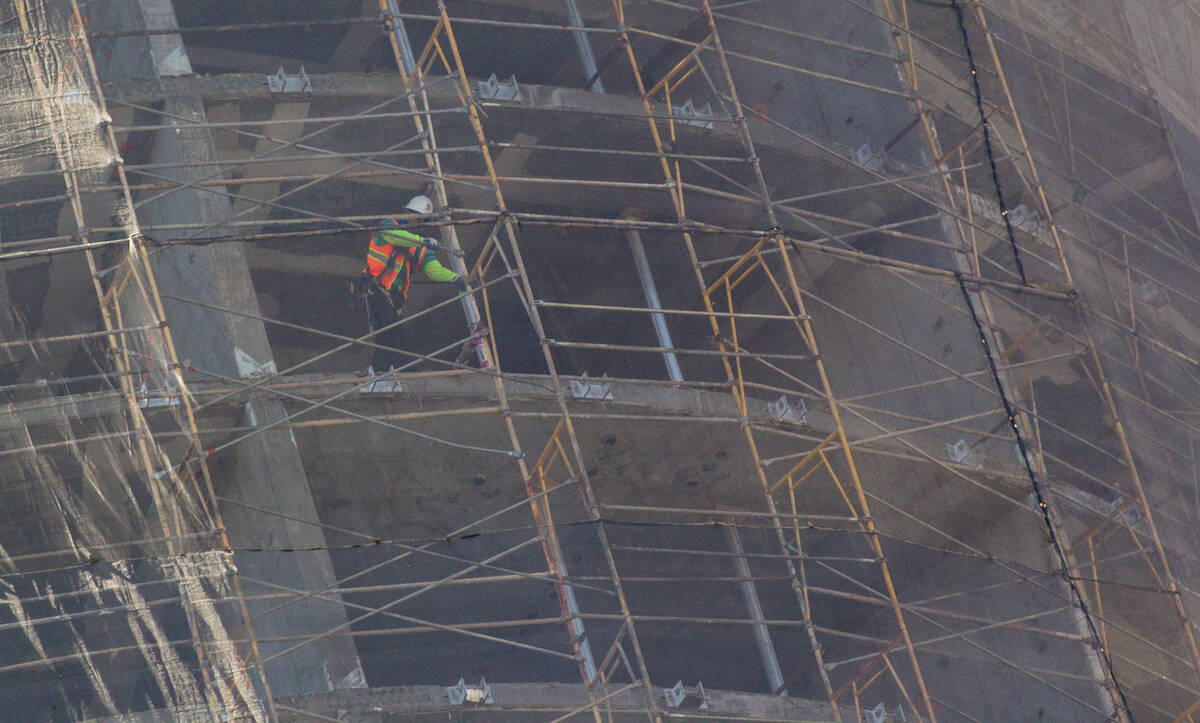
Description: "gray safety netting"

(2, 0), (1200, 720)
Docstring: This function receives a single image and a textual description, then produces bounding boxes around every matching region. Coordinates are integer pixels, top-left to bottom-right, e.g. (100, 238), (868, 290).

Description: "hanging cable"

(950, 0), (1028, 285)
(956, 274), (1131, 719)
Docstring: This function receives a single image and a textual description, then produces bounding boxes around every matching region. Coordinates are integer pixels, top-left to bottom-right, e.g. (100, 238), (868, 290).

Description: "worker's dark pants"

(365, 285), (409, 372)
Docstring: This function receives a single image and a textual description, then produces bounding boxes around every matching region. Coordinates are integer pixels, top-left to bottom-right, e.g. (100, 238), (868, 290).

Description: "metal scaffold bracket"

(234, 348), (277, 379)
(361, 366), (404, 394)
(445, 677), (493, 706)
(476, 73), (522, 101)
(137, 376), (181, 409)
(767, 394), (806, 424)
(138, 392), (181, 409)
(1007, 203), (1040, 236)
(62, 87), (89, 105)
(662, 680), (709, 709)
(864, 702), (906, 722)
(946, 438), (983, 468)
(1134, 280), (1170, 308)
(671, 98), (714, 129)
(267, 65), (312, 94)
(1106, 496), (1141, 526)
(854, 142), (886, 171)
(569, 372), (613, 400)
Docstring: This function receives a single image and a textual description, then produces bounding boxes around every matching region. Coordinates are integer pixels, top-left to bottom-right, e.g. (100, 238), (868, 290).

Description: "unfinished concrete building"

(3, 0), (1200, 720)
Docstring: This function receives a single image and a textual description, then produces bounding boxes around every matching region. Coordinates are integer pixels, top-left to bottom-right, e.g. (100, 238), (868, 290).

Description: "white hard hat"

(405, 195), (434, 215)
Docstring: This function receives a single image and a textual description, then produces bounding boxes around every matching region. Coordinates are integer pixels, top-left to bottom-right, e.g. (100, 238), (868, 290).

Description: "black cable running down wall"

(956, 274), (1132, 719)
(949, 0), (1028, 285)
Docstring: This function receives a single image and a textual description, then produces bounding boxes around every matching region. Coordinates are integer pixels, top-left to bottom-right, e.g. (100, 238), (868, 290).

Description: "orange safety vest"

(365, 229), (428, 297)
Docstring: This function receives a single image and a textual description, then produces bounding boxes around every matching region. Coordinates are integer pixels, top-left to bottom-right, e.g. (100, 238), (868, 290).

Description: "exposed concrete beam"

(189, 378), (1196, 600)
(103, 72), (1061, 256)
(245, 247), (362, 277)
(183, 46), (327, 74)
(98, 681), (837, 722)
(102, 71), (753, 145)
(229, 100), (313, 231)
(1091, 156), (1176, 204)
(326, 0), (381, 70)
(274, 682), (837, 721)
(187, 370), (1025, 484)
(0, 391), (125, 430)
(102, 71), (455, 103)
(0, 356), (1181, 575)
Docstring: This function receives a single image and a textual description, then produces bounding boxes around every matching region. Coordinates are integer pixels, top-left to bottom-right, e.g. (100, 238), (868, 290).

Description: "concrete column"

(228, 101), (312, 231)
(619, 209), (684, 382)
(626, 228), (684, 382)
(96, 0), (366, 698)
(221, 399), (367, 693)
(726, 523), (786, 694)
(563, 0), (603, 92)
(383, 0), (417, 74)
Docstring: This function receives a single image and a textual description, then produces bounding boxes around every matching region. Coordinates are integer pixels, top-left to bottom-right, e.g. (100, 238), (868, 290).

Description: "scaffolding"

(3, 0), (1200, 720)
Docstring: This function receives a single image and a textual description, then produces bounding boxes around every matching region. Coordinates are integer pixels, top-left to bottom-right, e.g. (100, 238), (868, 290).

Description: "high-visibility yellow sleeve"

(378, 227), (425, 247)
(420, 256), (460, 282)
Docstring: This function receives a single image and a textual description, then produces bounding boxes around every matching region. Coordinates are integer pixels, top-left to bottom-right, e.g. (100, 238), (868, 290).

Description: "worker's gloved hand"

(455, 276), (468, 294)
(422, 237), (441, 251)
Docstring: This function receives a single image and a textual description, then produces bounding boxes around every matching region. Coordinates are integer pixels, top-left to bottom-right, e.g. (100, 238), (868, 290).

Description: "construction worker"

(356, 195), (467, 370)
